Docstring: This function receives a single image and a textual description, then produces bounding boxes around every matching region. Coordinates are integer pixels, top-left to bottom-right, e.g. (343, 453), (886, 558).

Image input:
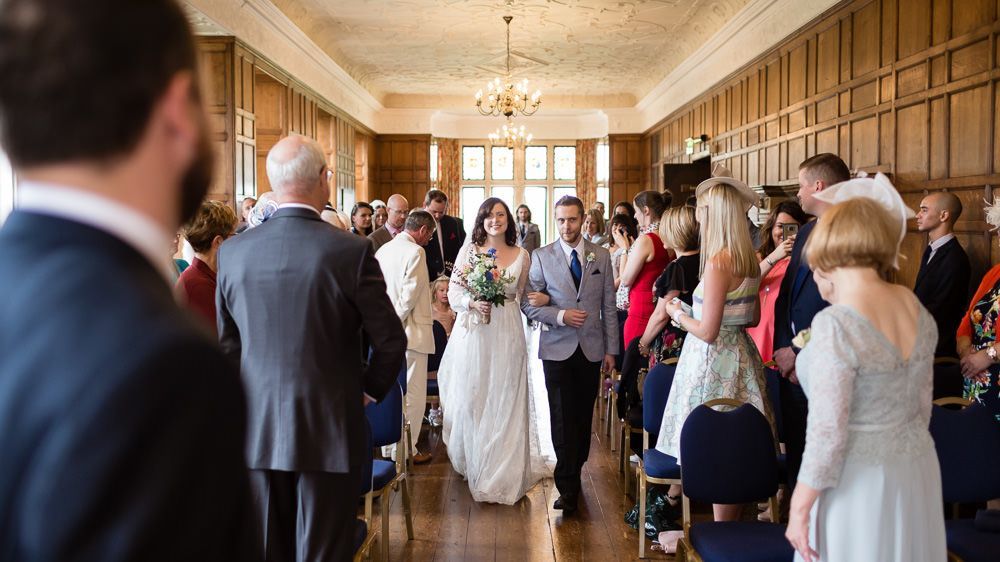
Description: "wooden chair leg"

(638, 471), (647, 559)
(401, 477), (414, 540)
(380, 491), (390, 562)
(364, 491), (373, 528)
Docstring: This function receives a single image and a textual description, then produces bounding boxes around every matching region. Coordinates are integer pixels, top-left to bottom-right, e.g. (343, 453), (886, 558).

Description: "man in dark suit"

(915, 193), (970, 362)
(218, 135), (406, 562)
(423, 189), (466, 278)
(0, 1), (255, 560)
(773, 153), (850, 491)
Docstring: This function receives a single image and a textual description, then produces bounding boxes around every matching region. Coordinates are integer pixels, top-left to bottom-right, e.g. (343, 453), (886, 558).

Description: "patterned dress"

(649, 253), (700, 365)
(958, 264), (1000, 422)
(655, 276), (774, 460)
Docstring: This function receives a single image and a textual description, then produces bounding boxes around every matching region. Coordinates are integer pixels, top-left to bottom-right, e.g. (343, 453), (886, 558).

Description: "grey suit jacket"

(217, 208), (406, 474)
(368, 225), (393, 253)
(521, 240), (619, 362)
(517, 222), (541, 256)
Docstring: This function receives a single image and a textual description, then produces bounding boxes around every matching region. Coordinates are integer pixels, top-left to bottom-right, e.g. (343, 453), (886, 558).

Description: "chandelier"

(488, 118), (533, 149)
(474, 16), (542, 118)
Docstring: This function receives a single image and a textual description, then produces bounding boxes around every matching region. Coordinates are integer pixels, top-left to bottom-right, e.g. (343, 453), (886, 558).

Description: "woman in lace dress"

(437, 198), (551, 504)
(785, 184), (945, 562)
(657, 173), (771, 522)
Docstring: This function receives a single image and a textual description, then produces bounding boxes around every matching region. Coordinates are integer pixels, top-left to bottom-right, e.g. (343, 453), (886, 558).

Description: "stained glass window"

(525, 146), (547, 180)
(461, 186), (485, 222)
(554, 146), (576, 180)
(462, 146), (485, 181)
(491, 147), (513, 180)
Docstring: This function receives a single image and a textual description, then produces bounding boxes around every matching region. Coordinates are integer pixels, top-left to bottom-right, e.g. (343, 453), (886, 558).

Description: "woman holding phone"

(748, 201), (809, 365)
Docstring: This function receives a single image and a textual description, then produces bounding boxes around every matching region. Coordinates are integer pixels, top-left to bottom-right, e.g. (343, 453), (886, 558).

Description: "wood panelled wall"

(372, 135), (432, 206)
(608, 134), (648, 205)
(195, 37), (373, 211)
(635, 0), (1000, 286)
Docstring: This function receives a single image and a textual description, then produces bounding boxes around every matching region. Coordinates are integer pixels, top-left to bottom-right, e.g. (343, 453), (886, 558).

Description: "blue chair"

(929, 399), (1000, 562)
(636, 358), (683, 558)
(677, 398), (792, 562)
(364, 382), (414, 561)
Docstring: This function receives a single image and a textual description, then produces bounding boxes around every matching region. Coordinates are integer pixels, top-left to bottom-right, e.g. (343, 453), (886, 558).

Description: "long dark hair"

(613, 200), (636, 218)
(350, 201), (374, 236)
(610, 213), (638, 242)
(757, 200), (809, 256)
(471, 197), (517, 247)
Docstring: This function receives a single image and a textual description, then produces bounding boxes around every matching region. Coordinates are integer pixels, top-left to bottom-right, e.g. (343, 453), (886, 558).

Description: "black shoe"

(553, 496), (578, 513)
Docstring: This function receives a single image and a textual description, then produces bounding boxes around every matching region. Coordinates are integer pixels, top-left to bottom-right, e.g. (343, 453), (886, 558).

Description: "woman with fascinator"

(784, 174), (945, 561)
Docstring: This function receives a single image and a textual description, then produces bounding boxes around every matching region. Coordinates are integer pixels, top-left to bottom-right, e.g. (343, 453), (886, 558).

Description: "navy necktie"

(570, 249), (582, 289)
(520, 224), (526, 239)
(921, 244), (933, 268)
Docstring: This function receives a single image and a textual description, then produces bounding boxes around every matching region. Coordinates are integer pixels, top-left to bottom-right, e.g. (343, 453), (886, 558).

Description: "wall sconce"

(684, 134), (710, 155)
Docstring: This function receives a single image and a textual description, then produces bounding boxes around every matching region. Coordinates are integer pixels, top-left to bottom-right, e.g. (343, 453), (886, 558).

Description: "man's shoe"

(553, 496), (578, 513)
(412, 451), (433, 465)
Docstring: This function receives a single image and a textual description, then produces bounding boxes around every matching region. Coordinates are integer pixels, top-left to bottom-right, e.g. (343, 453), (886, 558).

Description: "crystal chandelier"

(474, 16), (541, 118)
(488, 118), (533, 149)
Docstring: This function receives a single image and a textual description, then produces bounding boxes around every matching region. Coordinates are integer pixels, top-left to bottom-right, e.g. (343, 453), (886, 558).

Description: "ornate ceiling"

(269, 0), (751, 106)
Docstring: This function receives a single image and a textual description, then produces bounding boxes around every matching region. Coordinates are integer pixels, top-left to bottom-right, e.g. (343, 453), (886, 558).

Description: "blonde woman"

(656, 170), (771, 522)
(431, 275), (456, 336)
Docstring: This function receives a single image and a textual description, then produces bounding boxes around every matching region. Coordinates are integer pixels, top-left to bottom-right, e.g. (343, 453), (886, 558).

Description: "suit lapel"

(548, 243), (577, 296)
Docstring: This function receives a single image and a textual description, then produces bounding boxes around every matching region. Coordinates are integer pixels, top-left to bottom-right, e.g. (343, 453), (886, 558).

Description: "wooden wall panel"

(372, 135), (431, 205)
(196, 38), (235, 207)
(609, 134), (645, 205)
(642, 0), (1000, 285)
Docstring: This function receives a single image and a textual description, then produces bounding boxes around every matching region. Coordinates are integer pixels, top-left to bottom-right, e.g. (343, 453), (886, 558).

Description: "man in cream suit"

(375, 209), (437, 464)
(521, 196), (618, 514)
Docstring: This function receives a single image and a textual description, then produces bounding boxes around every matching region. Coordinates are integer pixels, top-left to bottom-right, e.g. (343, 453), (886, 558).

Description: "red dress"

(623, 232), (671, 345)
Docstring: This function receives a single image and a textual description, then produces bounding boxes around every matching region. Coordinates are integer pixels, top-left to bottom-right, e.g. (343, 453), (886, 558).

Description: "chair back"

(929, 402), (1000, 503)
(365, 382), (403, 448)
(427, 320), (448, 372)
(680, 402), (779, 504)
(396, 360), (407, 395)
(643, 361), (676, 434)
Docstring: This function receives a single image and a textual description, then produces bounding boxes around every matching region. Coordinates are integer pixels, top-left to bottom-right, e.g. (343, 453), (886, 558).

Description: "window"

(462, 146), (485, 181)
(491, 147), (513, 180)
(0, 148), (14, 225)
(553, 146), (576, 180)
(525, 146), (547, 180)
(596, 187), (610, 217)
(429, 142), (438, 184)
(459, 140), (577, 244)
(461, 186), (485, 224)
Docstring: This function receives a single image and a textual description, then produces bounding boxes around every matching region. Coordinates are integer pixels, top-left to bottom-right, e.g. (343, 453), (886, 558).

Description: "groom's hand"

(602, 354), (615, 374)
(562, 309), (588, 328)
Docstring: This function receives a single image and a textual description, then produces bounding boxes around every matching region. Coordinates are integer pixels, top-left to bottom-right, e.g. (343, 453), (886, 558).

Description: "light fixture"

(488, 118), (533, 149)
(474, 15), (542, 118)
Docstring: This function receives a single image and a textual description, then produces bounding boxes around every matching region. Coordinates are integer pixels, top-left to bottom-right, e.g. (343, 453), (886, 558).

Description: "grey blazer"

(217, 208), (406, 474)
(521, 240), (619, 362)
(368, 225), (393, 253)
(517, 222), (541, 256)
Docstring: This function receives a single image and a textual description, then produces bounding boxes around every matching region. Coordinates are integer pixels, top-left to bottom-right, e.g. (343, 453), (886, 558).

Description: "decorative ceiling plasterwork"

(268, 0), (751, 106)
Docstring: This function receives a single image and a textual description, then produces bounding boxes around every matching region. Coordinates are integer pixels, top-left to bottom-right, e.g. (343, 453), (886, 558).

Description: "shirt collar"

(17, 181), (175, 284)
(386, 222), (402, 236)
(558, 235), (586, 257)
(930, 233), (955, 252)
(277, 202), (320, 215)
(190, 256), (217, 282)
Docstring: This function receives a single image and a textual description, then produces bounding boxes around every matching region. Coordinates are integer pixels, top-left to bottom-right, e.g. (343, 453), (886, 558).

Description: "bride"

(437, 197), (552, 504)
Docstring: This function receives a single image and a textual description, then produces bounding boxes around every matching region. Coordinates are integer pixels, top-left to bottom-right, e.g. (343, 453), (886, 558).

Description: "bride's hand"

(475, 301), (493, 315)
(527, 291), (550, 307)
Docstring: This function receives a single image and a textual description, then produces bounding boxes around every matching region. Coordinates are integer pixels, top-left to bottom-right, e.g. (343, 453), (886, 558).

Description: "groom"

(522, 195), (618, 514)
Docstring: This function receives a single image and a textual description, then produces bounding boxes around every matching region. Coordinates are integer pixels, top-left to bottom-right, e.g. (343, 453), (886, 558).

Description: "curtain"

(576, 139), (597, 212)
(437, 138), (461, 213)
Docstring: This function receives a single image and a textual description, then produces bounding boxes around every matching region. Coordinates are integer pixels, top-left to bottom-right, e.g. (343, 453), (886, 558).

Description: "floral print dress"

(964, 274), (1000, 421)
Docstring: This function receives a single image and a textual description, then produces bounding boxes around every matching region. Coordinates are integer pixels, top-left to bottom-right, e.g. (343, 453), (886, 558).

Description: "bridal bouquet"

(458, 248), (515, 324)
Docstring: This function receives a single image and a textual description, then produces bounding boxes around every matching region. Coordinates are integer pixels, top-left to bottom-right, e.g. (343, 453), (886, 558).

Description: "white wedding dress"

(438, 243), (553, 504)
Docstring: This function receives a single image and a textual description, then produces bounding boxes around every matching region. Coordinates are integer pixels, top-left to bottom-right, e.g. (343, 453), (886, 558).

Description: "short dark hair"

(555, 195), (585, 217)
(405, 209), (435, 232)
(424, 189), (448, 206)
(471, 198), (517, 247)
(183, 200), (237, 253)
(0, 0), (199, 167)
(799, 153), (850, 186)
(516, 204), (532, 222)
(613, 200), (636, 218)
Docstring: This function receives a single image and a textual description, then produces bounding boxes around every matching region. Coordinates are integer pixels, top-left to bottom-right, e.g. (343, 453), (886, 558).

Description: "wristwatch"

(987, 344), (998, 362)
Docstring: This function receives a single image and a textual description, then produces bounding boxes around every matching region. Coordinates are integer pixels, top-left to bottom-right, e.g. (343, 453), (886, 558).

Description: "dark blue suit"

(772, 219), (829, 489)
(0, 212), (255, 561)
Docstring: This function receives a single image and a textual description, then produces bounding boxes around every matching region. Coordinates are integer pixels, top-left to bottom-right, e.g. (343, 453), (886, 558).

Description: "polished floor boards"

(373, 411), (674, 561)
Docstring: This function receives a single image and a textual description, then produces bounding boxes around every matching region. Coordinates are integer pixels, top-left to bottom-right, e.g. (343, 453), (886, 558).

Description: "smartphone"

(782, 223), (799, 240)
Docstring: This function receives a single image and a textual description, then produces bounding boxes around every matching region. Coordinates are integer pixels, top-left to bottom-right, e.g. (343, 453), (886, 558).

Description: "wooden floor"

(371, 404), (674, 562)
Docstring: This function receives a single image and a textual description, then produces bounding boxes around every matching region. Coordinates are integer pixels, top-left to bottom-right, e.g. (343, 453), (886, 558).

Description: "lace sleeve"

(796, 310), (858, 490)
(448, 242), (474, 313)
(515, 248), (530, 305)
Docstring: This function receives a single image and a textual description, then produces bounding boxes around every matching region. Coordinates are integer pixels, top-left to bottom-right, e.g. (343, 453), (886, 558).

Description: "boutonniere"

(792, 328), (812, 351)
(449, 232), (456, 240)
(586, 252), (596, 264)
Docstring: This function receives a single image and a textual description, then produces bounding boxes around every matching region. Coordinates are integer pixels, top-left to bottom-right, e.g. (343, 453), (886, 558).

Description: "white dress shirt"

(17, 181), (175, 284)
(277, 202), (321, 215)
(926, 233), (955, 264)
(555, 236), (587, 326)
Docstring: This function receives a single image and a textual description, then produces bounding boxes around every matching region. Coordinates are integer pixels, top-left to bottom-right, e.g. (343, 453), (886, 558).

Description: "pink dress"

(747, 257), (790, 364)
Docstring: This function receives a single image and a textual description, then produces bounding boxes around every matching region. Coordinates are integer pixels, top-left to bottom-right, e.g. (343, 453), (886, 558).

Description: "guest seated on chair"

(176, 200), (237, 335)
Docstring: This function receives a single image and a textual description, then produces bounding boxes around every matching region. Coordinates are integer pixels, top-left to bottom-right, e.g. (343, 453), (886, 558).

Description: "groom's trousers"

(543, 345), (602, 500)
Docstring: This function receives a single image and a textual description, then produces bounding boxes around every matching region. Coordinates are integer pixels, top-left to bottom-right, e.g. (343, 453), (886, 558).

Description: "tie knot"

(571, 249), (578, 258)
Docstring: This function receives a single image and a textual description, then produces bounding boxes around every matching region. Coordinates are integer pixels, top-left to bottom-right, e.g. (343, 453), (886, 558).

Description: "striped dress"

(655, 276), (775, 461)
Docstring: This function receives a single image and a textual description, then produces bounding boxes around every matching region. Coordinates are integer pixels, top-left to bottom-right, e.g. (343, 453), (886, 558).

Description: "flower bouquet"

(458, 248), (515, 324)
